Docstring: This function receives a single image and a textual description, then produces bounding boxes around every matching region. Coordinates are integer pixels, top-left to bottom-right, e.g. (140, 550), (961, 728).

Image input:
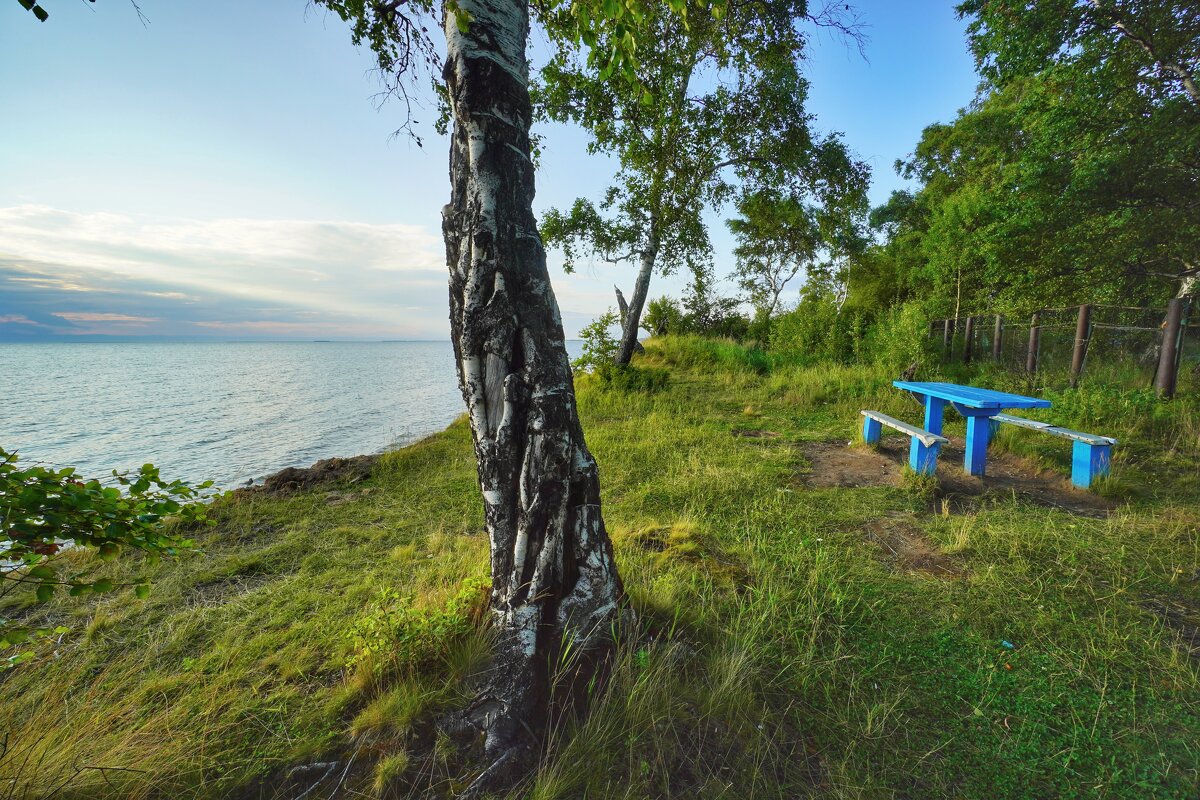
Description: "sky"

(0, 0), (979, 341)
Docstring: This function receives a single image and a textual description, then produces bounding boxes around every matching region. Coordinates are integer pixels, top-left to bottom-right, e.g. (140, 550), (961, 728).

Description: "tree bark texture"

(613, 285), (645, 354)
(615, 232), (658, 365)
(441, 0), (623, 787)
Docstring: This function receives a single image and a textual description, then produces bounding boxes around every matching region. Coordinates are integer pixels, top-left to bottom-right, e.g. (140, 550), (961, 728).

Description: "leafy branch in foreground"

(0, 447), (217, 668)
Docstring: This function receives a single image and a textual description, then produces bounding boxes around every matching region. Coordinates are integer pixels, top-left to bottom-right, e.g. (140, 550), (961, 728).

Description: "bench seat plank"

(993, 414), (1116, 446)
(860, 410), (949, 448)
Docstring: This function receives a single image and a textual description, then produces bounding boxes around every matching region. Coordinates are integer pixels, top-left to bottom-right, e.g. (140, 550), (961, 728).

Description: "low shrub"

(596, 364), (670, 393)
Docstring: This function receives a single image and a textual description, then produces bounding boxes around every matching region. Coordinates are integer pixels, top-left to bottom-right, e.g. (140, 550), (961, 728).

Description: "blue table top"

(893, 381), (1051, 410)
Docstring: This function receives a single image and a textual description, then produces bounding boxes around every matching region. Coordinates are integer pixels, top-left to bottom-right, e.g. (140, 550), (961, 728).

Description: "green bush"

(642, 297), (685, 337)
(346, 579), (489, 677)
(0, 448), (216, 669)
(769, 295), (866, 364)
(649, 335), (771, 374)
(574, 309), (621, 372)
(866, 302), (932, 373)
(596, 364), (670, 393)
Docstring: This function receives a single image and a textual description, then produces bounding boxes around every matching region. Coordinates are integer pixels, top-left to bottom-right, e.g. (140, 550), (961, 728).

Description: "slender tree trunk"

(441, 0), (623, 789)
(615, 228), (659, 365)
(614, 286), (645, 354)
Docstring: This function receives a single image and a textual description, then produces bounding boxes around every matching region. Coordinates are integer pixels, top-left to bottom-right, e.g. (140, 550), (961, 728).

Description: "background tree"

(867, 0), (1199, 316)
(728, 191), (818, 319)
(538, 0), (870, 365)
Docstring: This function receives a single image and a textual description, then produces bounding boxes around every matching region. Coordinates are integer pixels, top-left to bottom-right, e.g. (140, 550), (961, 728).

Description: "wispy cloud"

(0, 204), (654, 341)
(0, 205), (453, 339)
(0, 314), (42, 326)
(54, 312), (160, 323)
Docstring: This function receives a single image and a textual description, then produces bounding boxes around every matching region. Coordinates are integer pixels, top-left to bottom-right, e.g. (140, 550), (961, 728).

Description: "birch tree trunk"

(614, 285), (645, 354)
(441, 0), (624, 788)
(615, 230), (659, 365)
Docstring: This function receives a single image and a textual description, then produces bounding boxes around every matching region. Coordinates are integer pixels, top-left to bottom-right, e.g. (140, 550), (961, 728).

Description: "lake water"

(0, 341), (576, 489)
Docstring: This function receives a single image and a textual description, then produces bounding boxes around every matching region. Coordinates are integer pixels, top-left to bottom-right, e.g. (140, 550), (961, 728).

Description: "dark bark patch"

(864, 514), (965, 579)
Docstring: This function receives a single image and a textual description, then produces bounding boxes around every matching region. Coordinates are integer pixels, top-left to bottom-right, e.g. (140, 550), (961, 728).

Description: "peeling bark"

(441, 0), (624, 790)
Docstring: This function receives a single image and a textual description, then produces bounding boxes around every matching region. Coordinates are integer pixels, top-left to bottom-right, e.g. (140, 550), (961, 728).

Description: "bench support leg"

(1071, 442), (1111, 489)
(908, 438), (941, 475)
(964, 416), (991, 477)
(862, 416), (882, 445)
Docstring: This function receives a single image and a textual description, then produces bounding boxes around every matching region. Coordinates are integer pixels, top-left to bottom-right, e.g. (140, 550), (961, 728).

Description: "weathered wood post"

(1069, 304), (1092, 388)
(942, 318), (952, 359)
(1026, 311), (1040, 373)
(1154, 298), (1187, 399)
(992, 314), (1003, 361)
(962, 315), (975, 364)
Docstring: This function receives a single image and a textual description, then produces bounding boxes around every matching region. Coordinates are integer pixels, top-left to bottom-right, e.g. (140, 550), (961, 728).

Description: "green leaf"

(29, 564), (55, 581)
(135, 584), (151, 600)
(36, 583), (54, 603)
(98, 543), (119, 561)
(92, 578), (115, 594)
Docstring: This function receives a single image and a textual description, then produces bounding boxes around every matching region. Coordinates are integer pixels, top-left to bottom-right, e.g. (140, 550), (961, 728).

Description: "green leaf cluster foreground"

(0, 449), (215, 670)
(1, 337), (1198, 798)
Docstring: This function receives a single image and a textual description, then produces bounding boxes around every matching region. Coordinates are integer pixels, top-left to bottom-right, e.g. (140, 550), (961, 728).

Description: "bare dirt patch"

(731, 428), (782, 438)
(189, 573), (276, 607)
(797, 440), (900, 488)
(241, 455), (379, 496)
(864, 514), (964, 578)
(798, 440), (1113, 517)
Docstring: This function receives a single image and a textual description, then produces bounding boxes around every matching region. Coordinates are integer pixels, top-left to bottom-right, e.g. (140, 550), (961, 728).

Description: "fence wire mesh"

(928, 303), (1191, 391)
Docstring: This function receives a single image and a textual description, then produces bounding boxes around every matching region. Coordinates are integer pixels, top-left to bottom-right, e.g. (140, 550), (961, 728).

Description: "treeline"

(855, 0), (1199, 319)
(609, 0), (1197, 362)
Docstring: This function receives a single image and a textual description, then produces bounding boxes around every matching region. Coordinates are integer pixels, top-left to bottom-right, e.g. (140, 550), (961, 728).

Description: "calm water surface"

(1, 341), (579, 489)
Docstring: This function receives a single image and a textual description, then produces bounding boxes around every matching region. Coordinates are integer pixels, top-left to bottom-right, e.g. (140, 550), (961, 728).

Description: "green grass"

(2, 335), (1199, 798)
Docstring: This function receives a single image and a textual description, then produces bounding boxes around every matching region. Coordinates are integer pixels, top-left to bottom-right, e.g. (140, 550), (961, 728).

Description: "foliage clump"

(1, 448), (215, 668)
(345, 578), (489, 678)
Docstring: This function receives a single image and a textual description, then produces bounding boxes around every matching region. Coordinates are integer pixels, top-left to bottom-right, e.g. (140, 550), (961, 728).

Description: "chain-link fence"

(928, 301), (1193, 396)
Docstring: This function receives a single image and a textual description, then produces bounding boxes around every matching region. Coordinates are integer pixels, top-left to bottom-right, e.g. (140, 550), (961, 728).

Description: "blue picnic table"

(892, 381), (1051, 477)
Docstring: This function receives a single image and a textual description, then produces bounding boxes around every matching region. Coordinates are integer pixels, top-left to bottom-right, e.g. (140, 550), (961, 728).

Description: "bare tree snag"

(441, 0), (624, 789)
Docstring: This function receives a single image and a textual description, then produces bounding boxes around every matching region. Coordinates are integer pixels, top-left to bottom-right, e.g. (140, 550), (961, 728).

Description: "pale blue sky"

(0, 0), (978, 340)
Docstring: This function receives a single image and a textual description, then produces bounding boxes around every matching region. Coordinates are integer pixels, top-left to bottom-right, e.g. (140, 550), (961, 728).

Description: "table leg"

(909, 396), (946, 474)
(923, 396), (945, 435)
(964, 415), (992, 476)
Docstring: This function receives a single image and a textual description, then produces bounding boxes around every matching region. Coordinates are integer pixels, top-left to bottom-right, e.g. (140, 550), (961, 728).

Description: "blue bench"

(861, 410), (949, 475)
(990, 413), (1117, 490)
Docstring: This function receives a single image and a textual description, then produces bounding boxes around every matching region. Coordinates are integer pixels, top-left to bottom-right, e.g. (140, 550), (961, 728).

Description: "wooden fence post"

(1026, 311), (1040, 373)
(992, 314), (1003, 360)
(942, 319), (952, 358)
(1069, 304), (1092, 388)
(1154, 298), (1187, 399)
(962, 316), (975, 364)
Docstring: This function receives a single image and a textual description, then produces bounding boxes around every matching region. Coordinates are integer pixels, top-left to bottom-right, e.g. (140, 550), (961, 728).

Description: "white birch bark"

(441, 0), (624, 789)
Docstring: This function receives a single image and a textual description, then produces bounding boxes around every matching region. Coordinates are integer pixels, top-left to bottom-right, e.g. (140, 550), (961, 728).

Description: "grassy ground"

(2, 335), (1198, 799)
